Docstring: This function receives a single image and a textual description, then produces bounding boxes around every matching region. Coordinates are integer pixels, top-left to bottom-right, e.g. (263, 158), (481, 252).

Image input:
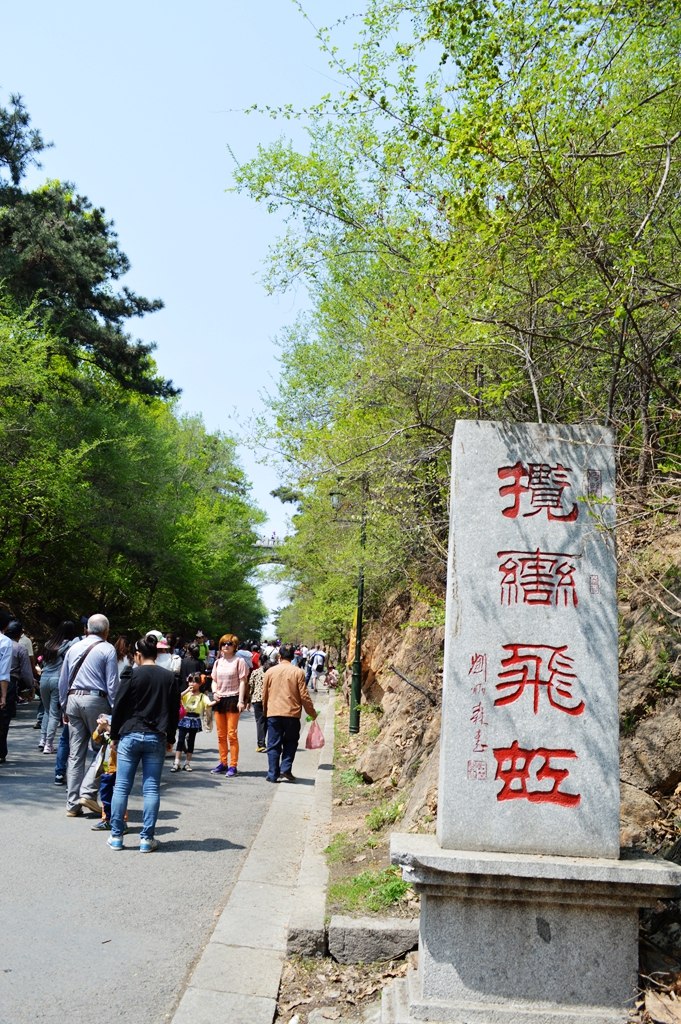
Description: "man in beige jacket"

(262, 643), (317, 782)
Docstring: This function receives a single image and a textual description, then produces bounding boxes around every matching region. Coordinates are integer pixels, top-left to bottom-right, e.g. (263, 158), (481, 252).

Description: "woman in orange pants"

(210, 634), (248, 777)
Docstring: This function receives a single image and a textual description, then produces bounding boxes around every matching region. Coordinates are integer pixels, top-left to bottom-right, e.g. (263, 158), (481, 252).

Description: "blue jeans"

(266, 716), (301, 781)
(56, 724), (69, 775)
(99, 772), (116, 821)
(110, 732), (166, 840)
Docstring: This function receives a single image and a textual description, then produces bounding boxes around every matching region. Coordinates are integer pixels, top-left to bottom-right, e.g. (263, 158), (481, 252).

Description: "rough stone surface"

(620, 705), (681, 793)
(618, 674), (651, 720)
(620, 782), (659, 826)
(438, 420), (619, 858)
(383, 974), (634, 1024)
(385, 835), (681, 1024)
(357, 739), (395, 783)
(390, 833), (681, 893)
(287, 921), (328, 958)
(402, 739), (439, 832)
(416, 895), (637, 1008)
(328, 915), (419, 964)
(620, 783), (660, 847)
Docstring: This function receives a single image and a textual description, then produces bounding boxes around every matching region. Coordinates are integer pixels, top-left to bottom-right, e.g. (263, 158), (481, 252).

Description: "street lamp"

(349, 480), (367, 734)
(329, 477), (367, 734)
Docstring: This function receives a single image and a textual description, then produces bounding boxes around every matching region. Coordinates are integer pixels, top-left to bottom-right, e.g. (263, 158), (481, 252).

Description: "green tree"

(0, 94), (172, 397)
(234, 0), (681, 630)
(0, 306), (266, 638)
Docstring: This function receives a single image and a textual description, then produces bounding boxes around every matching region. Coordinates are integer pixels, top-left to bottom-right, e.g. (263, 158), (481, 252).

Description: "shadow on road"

(159, 836), (246, 852)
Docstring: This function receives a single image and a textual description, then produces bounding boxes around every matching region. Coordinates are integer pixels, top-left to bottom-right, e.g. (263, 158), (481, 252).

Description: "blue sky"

(3, 0), (355, 628)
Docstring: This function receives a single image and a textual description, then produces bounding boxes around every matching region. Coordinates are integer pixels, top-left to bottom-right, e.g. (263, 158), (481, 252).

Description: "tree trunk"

(637, 374), (652, 498)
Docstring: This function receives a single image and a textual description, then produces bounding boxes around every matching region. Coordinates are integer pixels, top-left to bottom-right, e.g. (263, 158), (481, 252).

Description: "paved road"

(0, 703), (279, 1023)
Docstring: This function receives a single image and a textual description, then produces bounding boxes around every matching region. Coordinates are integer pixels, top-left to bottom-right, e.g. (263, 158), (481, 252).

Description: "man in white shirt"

(59, 614), (119, 817)
(0, 623), (16, 763)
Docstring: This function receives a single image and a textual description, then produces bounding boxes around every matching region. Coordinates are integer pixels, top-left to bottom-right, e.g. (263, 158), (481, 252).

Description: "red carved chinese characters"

(498, 549), (579, 607)
(495, 643), (584, 716)
(493, 741), (580, 806)
(498, 462), (578, 521)
(469, 452), (596, 809)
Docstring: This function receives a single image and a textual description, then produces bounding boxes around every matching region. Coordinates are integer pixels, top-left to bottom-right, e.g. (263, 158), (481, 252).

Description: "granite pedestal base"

(382, 835), (681, 1024)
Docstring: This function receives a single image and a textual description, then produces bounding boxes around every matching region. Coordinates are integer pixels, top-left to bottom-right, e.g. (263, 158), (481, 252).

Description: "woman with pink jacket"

(209, 633), (248, 777)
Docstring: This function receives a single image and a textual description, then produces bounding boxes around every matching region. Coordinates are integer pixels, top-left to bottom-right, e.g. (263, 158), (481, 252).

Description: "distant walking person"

(0, 622), (14, 765)
(249, 656), (270, 752)
(6, 621), (35, 707)
(210, 634), (248, 777)
(309, 646), (326, 692)
(114, 636), (133, 681)
(5, 621), (35, 703)
(262, 644), (317, 783)
(180, 643), (205, 688)
(40, 621), (78, 753)
(59, 614), (118, 818)
(108, 632), (179, 852)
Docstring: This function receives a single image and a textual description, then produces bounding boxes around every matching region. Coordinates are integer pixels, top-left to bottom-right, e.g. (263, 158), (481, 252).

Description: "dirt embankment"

(344, 592), (444, 833)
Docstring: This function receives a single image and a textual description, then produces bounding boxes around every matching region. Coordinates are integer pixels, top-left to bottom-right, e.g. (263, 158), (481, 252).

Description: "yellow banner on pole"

(347, 606), (358, 664)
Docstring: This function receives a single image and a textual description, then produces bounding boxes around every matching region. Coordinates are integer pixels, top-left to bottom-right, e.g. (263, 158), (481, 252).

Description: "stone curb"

(328, 915), (419, 965)
(286, 694), (337, 957)
(285, 699), (423, 966)
(171, 694), (333, 1024)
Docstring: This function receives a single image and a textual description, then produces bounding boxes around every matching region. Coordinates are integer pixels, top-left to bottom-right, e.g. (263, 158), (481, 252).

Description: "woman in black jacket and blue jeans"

(108, 633), (179, 853)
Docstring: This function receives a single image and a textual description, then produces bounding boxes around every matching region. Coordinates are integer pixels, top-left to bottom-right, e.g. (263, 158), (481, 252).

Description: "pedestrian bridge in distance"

(253, 537), (285, 563)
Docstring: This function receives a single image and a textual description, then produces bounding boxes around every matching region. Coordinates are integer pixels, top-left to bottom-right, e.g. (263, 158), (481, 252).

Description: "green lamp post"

(330, 476), (367, 735)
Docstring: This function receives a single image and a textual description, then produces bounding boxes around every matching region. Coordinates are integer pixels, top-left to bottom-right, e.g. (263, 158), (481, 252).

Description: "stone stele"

(438, 420), (618, 858)
(381, 422), (681, 1024)
(382, 835), (681, 1024)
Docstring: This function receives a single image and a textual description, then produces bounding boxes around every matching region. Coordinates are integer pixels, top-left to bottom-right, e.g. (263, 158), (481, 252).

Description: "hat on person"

(196, 630), (205, 638)
(147, 629), (170, 650)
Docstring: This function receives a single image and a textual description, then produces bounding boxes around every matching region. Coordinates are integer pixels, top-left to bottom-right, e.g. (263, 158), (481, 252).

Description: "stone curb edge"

(286, 693), (337, 957)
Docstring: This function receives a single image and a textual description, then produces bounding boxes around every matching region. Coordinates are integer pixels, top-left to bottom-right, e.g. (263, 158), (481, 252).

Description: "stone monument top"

(438, 421), (618, 859)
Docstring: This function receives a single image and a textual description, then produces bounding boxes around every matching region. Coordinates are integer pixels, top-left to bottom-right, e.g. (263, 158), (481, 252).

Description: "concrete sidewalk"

(172, 695), (336, 1024)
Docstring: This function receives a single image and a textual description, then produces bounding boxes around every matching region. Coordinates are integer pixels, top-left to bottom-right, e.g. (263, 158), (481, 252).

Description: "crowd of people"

(0, 613), (337, 852)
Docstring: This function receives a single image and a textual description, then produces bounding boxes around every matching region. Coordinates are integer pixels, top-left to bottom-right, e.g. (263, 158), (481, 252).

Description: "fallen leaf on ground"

(646, 990), (681, 1024)
(281, 998), (313, 1012)
(322, 1012), (341, 1020)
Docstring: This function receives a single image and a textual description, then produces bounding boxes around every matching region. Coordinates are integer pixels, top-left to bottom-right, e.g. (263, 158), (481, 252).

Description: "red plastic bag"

(305, 719), (325, 750)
